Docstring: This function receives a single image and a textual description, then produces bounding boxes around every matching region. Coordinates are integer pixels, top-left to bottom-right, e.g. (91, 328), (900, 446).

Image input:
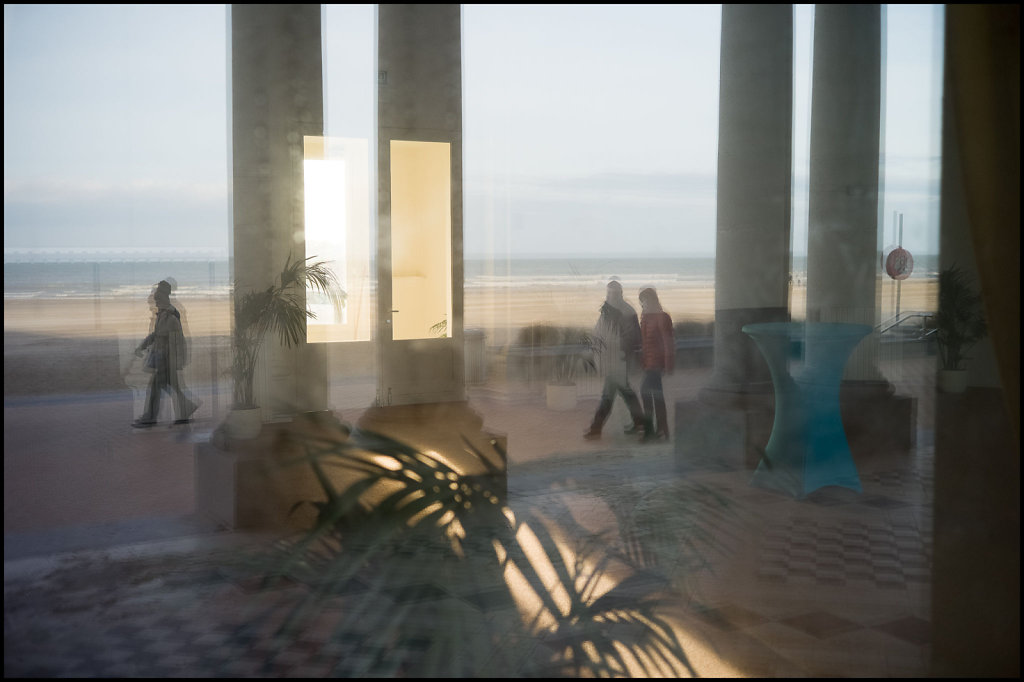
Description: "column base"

(674, 388), (774, 474)
(355, 400), (508, 499)
(839, 380), (917, 462)
(196, 405), (508, 532)
(195, 410), (348, 531)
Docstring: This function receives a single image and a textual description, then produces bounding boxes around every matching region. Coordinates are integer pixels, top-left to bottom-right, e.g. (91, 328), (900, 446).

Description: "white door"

(377, 138), (463, 406)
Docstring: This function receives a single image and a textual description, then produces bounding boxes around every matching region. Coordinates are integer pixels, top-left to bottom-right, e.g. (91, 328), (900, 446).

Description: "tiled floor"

(4, 356), (936, 677)
(4, 435), (933, 677)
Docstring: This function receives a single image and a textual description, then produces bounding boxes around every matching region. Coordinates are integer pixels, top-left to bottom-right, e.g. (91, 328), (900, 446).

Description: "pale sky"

(4, 4), (944, 259)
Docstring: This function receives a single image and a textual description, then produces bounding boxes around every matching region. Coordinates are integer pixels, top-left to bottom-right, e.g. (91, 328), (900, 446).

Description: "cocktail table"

(742, 322), (872, 498)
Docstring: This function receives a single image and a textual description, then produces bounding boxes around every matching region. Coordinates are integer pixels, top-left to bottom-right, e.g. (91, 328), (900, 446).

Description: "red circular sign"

(885, 247), (914, 280)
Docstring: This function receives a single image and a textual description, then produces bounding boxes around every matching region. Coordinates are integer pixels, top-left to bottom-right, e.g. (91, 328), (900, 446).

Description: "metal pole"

(895, 213), (903, 320)
(209, 261), (219, 419)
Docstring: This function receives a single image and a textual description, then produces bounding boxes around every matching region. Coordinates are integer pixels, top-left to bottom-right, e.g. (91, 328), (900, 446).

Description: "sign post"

(883, 212), (914, 321)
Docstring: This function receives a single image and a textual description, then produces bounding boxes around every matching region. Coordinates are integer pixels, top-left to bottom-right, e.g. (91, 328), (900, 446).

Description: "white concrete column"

(230, 4), (327, 418)
(376, 4), (465, 404)
(377, 2), (463, 314)
(805, 4), (885, 382)
(705, 4), (794, 399)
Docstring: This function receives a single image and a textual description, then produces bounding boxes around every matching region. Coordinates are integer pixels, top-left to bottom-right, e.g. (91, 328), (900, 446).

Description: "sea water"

(4, 249), (722, 300)
(3, 248), (937, 301)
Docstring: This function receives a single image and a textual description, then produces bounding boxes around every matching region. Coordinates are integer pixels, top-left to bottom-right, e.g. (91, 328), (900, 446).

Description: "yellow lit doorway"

(377, 139), (462, 406)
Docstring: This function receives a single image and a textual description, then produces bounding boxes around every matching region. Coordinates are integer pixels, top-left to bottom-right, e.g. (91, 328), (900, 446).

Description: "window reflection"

(389, 140), (453, 341)
(304, 135), (374, 343)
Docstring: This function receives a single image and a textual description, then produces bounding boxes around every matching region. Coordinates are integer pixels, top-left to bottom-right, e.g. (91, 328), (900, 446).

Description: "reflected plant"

(231, 419), (704, 677)
(512, 324), (599, 386)
(614, 482), (741, 596)
(935, 264), (987, 371)
(429, 316), (448, 338)
(231, 255), (345, 409)
(549, 328), (598, 386)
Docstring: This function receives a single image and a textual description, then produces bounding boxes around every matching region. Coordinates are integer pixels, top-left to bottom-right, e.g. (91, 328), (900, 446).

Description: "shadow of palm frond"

(615, 481), (744, 595)
(229, 418), (705, 677)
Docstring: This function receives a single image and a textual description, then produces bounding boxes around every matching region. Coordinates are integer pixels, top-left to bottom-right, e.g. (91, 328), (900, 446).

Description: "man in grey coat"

(583, 280), (649, 440)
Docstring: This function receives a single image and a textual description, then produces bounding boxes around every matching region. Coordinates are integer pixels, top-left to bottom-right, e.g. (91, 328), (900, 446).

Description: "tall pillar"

(805, 5), (916, 458)
(374, 3), (465, 405)
(675, 5), (793, 472)
(705, 4), (794, 400)
(356, 4), (505, 497)
(230, 4), (328, 419)
(805, 4), (884, 380)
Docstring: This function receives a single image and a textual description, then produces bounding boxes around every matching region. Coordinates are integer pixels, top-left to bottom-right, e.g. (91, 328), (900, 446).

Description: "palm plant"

(228, 419), (712, 677)
(549, 327), (598, 386)
(935, 264), (987, 371)
(231, 255), (345, 409)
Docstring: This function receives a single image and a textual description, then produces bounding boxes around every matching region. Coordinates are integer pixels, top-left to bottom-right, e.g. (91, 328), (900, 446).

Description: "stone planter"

(937, 369), (968, 394)
(224, 407), (263, 439)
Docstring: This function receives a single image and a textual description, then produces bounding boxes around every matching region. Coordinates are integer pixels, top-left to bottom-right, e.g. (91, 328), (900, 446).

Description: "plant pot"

(937, 369), (968, 394)
(225, 407), (263, 439)
(546, 383), (578, 411)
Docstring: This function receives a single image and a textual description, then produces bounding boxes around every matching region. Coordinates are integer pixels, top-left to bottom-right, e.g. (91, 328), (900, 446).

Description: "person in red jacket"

(638, 287), (675, 441)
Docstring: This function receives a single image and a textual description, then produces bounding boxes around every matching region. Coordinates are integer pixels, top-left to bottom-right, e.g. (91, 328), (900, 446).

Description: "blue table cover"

(742, 322), (872, 498)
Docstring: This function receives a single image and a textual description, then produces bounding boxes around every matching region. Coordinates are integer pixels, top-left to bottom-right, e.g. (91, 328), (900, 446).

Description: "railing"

(877, 311), (936, 340)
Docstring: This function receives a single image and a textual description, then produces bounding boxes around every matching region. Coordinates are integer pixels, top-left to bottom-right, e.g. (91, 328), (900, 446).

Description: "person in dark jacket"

(132, 280), (199, 427)
(638, 286), (675, 441)
(583, 280), (648, 440)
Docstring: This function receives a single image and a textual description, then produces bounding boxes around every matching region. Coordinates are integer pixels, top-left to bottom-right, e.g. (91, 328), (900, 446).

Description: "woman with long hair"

(638, 287), (675, 441)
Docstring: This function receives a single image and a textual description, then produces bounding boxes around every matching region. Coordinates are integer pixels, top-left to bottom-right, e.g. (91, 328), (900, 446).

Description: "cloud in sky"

(3, 179), (228, 249)
(464, 171), (719, 258)
(4, 4), (944, 259)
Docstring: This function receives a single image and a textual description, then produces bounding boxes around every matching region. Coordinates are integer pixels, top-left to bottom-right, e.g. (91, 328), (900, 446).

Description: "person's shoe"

(173, 418), (193, 425)
(583, 429), (601, 441)
(640, 428), (667, 444)
(132, 419), (156, 429)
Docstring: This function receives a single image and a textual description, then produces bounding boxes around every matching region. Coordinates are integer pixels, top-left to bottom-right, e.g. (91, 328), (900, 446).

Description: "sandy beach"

(3, 278), (937, 397)
(3, 277), (937, 339)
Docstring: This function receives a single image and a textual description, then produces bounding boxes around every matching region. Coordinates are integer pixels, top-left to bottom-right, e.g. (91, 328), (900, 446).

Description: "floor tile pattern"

(5, 441), (934, 678)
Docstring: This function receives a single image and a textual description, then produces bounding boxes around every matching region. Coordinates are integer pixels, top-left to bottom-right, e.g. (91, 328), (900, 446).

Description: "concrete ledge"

(674, 394), (773, 474)
(195, 404), (509, 531)
(840, 383), (917, 462)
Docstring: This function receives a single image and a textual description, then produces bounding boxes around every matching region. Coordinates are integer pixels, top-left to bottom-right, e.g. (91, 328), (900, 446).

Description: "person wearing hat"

(133, 280), (199, 427)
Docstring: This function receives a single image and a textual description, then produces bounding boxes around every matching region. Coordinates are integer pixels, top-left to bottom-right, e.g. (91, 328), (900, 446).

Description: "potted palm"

(934, 264), (987, 394)
(225, 254), (345, 438)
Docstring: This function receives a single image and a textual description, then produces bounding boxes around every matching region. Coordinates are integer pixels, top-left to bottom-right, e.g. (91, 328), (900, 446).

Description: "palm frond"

(935, 264), (988, 370)
(235, 418), (705, 677)
(230, 254), (345, 407)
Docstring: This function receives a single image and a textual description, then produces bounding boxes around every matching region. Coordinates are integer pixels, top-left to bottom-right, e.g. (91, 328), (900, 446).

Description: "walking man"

(133, 280), (199, 427)
(583, 280), (649, 440)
